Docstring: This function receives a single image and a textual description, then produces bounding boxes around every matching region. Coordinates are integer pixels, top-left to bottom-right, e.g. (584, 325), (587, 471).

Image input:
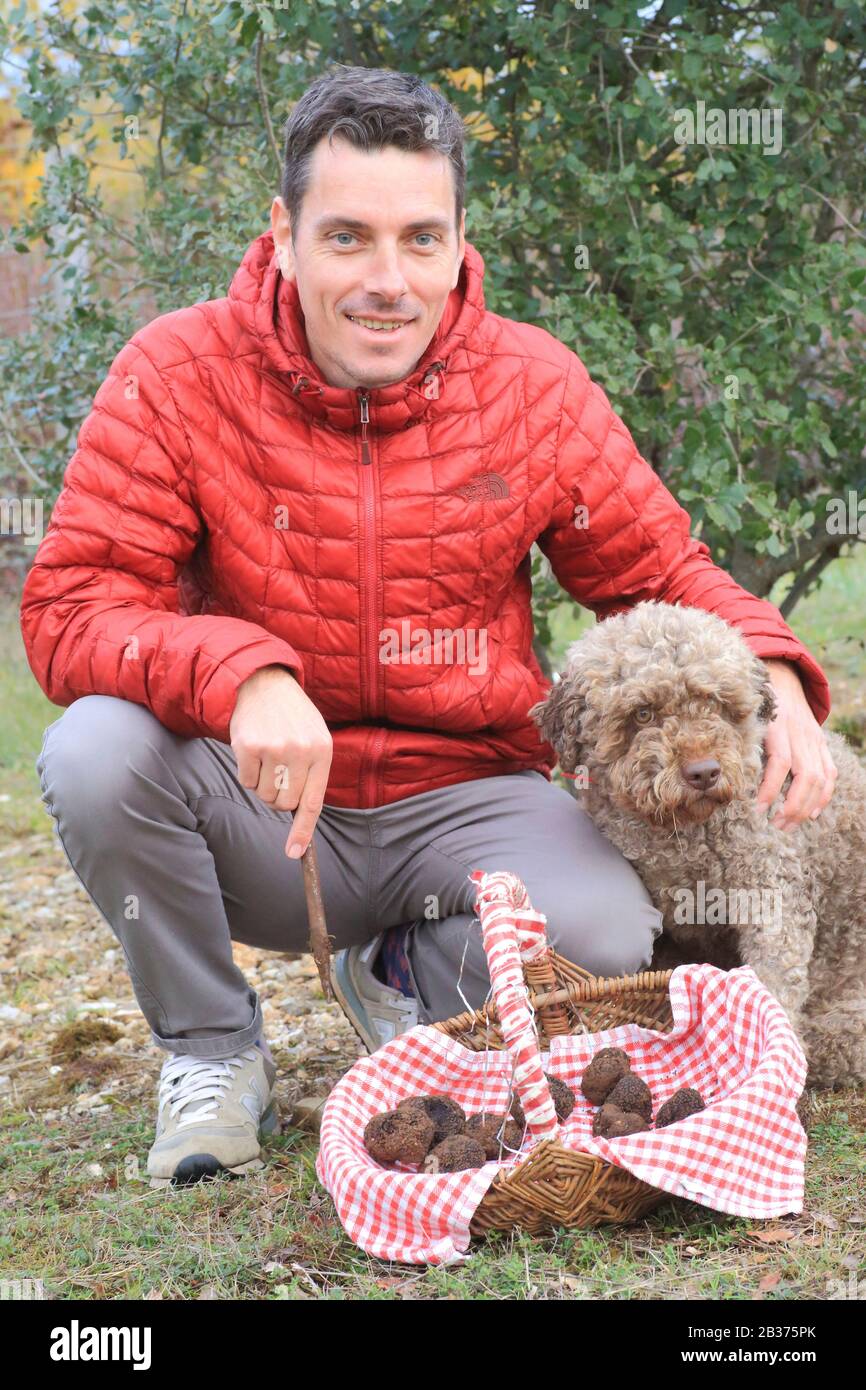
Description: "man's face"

(270, 135), (465, 390)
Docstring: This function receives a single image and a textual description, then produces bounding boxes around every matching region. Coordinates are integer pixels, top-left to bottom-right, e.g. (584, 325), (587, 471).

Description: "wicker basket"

(433, 950), (675, 1233)
(303, 844), (677, 1234)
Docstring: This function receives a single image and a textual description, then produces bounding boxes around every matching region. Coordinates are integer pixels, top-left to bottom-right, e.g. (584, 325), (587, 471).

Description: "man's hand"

(755, 658), (837, 830)
(229, 665), (333, 859)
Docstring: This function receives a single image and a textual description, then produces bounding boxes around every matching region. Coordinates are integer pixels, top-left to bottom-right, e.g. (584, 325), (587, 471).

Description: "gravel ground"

(0, 826), (365, 1125)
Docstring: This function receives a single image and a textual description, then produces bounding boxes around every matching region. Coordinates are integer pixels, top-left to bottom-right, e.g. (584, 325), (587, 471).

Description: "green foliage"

(3, 0), (866, 636)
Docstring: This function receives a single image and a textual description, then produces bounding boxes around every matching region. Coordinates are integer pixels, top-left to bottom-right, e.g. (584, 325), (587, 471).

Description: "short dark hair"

(280, 65), (466, 239)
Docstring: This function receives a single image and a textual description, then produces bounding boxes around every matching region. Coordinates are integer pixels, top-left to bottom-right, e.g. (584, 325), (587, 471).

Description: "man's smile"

(344, 313), (416, 338)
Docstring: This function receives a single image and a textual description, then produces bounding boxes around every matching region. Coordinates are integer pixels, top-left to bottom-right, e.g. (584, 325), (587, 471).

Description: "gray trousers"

(35, 695), (663, 1061)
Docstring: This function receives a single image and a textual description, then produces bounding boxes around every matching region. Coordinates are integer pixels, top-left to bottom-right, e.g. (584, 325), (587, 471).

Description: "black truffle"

(581, 1047), (631, 1104)
(655, 1087), (705, 1128)
(593, 1104), (650, 1138)
(423, 1134), (487, 1173)
(606, 1073), (653, 1123)
(364, 1108), (434, 1165)
(547, 1074), (576, 1122)
(465, 1112), (524, 1160)
(398, 1094), (466, 1144)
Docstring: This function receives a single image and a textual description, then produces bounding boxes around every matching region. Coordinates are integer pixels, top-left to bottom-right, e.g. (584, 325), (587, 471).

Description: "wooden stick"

(301, 840), (334, 1000)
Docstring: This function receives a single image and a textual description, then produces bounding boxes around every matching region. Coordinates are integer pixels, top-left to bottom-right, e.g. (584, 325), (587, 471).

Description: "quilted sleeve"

(19, 334), (305, 742)
(537, 354), (831, 724)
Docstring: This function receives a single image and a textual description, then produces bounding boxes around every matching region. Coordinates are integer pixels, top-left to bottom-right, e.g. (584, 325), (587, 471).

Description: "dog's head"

(529, 601), (777, 827)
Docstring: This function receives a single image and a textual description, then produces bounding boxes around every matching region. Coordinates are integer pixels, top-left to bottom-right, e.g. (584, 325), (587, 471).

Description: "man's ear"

(451, 209), (466, 290)
(752, 657), (778, 724)
(270, 196), (295, 280)
(528, 675), (585, 773)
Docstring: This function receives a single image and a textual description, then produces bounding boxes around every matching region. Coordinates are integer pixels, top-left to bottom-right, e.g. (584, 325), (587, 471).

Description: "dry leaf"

(813, 1211), (839, 1230)
(0, 1034), (21, 1061)
(750, 1226), (795, 1243)
(758, 1271), (782, 1292)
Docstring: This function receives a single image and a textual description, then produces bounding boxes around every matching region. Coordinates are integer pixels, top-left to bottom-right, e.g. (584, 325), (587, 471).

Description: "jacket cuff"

(203, 640), (306, 742)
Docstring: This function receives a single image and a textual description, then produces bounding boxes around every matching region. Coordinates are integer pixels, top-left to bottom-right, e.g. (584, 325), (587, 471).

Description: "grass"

(0, 598), (61, 840)
(1, 1094), (863, 1300)
(0, 1093), (862, 1300)
(2, 565), (865, 1300)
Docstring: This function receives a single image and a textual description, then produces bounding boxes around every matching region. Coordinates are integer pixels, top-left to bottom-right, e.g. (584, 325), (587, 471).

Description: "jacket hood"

(227, 228), (487, 431)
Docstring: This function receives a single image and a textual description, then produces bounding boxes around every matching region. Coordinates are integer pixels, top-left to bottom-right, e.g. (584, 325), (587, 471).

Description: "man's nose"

(361, 248), (411, 304)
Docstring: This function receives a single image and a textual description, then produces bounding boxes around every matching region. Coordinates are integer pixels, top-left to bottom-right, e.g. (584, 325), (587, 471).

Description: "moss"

(49, 1019), (121, 1062)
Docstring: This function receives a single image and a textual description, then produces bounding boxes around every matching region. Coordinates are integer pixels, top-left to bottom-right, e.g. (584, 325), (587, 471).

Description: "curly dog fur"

(529, 600), (866, 1090)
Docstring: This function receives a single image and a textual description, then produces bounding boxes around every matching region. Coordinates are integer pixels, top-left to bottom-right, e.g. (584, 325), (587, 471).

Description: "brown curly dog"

(529, 600), (866, 1091)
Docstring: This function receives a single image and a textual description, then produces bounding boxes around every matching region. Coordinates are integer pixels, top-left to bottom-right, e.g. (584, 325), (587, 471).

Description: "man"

(21, 66), (836, 1185)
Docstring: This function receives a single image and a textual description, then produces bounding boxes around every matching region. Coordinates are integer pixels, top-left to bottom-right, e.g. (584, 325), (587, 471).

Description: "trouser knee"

(542, 884), (663, 978)
(37, 694), (174, 826)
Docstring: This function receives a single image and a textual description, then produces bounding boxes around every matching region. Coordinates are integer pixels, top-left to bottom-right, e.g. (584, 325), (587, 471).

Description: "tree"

(3, 0), (865, 644)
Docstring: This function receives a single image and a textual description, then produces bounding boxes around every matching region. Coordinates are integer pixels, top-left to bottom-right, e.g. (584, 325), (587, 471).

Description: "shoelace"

(158, 1047), (261, 1128)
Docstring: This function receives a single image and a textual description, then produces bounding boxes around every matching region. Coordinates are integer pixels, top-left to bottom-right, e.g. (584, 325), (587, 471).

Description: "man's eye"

(330, 232), (437, 248)
(634, 707), (654, 724)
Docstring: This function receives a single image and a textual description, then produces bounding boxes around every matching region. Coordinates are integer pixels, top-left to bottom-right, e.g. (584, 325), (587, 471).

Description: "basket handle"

(301, 846), (565, 1141)
(470, 869), (561, 1144)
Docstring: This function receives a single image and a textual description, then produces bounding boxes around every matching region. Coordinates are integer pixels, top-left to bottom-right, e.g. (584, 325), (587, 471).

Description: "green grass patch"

(0, 1098), (862, 1300)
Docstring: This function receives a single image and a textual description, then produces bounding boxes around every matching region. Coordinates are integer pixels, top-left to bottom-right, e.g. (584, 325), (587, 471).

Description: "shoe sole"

(148, 1101), (279, 1187)
(329, 954), (378, 1054)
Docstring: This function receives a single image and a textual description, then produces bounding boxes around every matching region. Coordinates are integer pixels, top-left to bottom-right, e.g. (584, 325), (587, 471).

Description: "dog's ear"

(528, 675), (585, 773)
(752, 658), (778, 724)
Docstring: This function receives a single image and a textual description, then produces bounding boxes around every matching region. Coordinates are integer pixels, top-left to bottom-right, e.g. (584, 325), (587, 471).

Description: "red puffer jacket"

(20, 232), (831, 808)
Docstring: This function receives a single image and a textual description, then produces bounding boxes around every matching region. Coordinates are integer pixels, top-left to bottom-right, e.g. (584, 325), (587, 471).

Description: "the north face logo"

(455, 472), (510, 502)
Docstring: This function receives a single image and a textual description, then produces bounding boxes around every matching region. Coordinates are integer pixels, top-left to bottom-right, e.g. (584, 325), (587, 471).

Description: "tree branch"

(255, 32), (281, 177)
(779, 540), (846, 619)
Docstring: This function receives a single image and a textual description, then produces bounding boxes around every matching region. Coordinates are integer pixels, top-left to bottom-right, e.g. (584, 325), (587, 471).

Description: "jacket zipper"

(359, 391), (372, 466)
(358, 391), (385, 804)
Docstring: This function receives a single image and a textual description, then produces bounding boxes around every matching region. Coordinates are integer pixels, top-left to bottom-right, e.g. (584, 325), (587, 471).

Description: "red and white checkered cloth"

(316, 871), (808, 1265)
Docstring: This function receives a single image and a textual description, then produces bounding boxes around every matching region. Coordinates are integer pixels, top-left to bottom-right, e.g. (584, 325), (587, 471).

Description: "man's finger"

(773, 766), (825, 827)
(285, 755), (331, 859)
(808, 743), (838, 818)
(253, 754), (284, 805)
(755, 750), (790, 812)
(778, 741), (837, 825)
(234, 746), (262, 790)
(272, 760), (301, 813)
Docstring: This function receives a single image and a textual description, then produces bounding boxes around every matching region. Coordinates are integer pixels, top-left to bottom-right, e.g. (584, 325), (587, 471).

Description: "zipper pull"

(359, 392), (371, 466)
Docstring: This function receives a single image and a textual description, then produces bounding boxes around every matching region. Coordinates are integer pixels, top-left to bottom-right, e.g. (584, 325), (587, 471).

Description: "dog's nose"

(681, 758), (721, 791)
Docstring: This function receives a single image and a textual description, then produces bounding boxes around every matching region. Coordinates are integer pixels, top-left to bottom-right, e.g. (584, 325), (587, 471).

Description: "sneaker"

(147, 1043), (278, 1186)
(330, 934), (419, 1053)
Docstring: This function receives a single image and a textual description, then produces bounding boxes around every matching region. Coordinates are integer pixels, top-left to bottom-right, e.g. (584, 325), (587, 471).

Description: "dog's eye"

(634, 707), (654, 724)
